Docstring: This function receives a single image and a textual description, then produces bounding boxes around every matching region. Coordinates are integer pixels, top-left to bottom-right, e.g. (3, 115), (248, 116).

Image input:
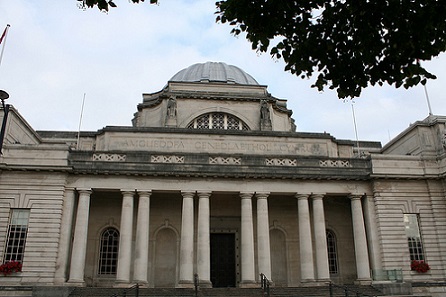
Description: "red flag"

(0, 25), (10, 45)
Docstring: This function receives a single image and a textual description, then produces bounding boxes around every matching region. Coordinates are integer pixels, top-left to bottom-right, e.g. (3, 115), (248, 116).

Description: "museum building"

(0, 62), (445, 295)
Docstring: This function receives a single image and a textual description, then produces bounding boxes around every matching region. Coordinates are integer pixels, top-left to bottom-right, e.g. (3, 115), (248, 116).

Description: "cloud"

(0, 0), (445, 146)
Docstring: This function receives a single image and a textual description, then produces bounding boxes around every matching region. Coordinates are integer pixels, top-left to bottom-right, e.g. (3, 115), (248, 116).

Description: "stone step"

(68, 285), (384, 297)
(0, 286), (33, 297)
(0, 285), (386, 297)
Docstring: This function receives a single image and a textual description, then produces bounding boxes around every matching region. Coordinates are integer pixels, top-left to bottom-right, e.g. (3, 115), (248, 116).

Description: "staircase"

(0, 286), (33, 297)
(0, 285), (386, 297)
(68, 285), (384, 297)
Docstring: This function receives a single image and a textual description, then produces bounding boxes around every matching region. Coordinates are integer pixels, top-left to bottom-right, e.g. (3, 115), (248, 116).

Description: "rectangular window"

(404, 214), (425, 261)
(3, 209), (30, 263)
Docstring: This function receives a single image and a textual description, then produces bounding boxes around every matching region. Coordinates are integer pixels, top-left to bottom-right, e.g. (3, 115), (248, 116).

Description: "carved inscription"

(111, 137), (327, 156)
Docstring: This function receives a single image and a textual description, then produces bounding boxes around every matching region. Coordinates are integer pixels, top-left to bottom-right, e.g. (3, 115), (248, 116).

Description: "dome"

(169, 62), (259, 85)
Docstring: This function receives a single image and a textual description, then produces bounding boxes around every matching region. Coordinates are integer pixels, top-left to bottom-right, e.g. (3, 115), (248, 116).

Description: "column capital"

(349, 193), (364, 201)
(136, 190), (152, 196)
(121, 189), (135, 195)
(311, 193), (325, 200)
(295, 193), (310, 200)
(255, 192), (270, 199)
(181, 191), (195, 198)
(240, 192), (254, 199)
(197, 191), (212, 198)
(77, 188), (92, 195)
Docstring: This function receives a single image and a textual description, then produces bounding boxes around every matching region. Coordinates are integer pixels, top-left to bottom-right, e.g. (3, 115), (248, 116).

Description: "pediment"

(2, 106), (41, 146)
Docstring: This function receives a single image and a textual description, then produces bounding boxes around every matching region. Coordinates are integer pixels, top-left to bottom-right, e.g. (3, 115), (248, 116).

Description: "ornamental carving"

(151, 155), (185, 163)
(319, 160), (351, 167)
(265, 158), (297, 166)
(209, 157), (241, 165)
(93, 153), (126, 162)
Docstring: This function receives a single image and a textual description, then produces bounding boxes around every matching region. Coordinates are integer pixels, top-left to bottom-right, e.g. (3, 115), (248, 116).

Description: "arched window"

(326, 230), (339, 274)
(187, 112), (250, 130)
(98, 227), (119, 275)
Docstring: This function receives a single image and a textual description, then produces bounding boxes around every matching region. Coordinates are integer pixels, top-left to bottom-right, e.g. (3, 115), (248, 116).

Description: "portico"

(59, 181), (372, 287)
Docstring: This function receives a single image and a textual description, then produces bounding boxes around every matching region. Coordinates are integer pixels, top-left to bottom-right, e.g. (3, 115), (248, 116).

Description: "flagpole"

(417, 59), (433, 116)
(76, 93), (86, 150)
(423, 84), (433, 116)
(351, 101), (361, 157)
(0, 24), (11, 68)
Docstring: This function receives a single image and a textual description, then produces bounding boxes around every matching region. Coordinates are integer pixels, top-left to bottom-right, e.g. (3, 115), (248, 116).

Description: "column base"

(197, 280), (212, 288)
(114, 281), (133, 288)
(354, 278), (372, 285)
(311, 279), (331, 286)
(66, 279), (86, 287)
(53, 278), (67, 285)
(239, 280), (257, 288)
(177, 280), (194, 288)
(300, 279), (318, 287)
(301, 279), (330, 287)
(132, 281), (149, 288)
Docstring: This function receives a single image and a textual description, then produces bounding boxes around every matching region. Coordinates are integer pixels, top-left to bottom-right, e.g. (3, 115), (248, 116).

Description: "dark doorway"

(210, 233), (236, 287)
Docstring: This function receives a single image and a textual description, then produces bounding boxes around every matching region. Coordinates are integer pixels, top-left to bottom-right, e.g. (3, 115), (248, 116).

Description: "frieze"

(93, 153), (126, 162)
(109, 136), (328, 156)
(319, 160), (351, 167)
(266, 158), (297, 166)
(151, 155), (185, 163)
(209, 157), (241, 165)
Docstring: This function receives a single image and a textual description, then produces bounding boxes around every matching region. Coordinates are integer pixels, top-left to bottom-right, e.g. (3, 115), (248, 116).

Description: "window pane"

(3, 209), (30, 264)
(98, 228), (119, 275)
(404, 214), (425, 261)
(188, 113), (250, 131)
(326, 230), (338, 274)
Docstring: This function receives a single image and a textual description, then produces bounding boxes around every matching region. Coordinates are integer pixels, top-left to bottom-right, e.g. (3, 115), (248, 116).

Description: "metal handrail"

(260, 273), (270, 297)
(194, 273), (199, 297)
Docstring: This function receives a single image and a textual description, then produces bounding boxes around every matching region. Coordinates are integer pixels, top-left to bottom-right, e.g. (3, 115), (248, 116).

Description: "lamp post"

(0, 90), (10, 155)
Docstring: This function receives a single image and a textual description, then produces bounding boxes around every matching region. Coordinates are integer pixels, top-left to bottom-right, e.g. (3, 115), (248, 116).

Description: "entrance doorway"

(210, 233), (236, 287)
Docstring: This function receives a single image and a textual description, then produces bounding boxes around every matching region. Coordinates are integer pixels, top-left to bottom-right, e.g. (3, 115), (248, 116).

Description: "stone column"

(133, 190), (152, 285)
(179, 191), (195, 286)
(364, 192), (383, 274)
(197, 191), (212, 287)
(116, 190), (135, 284)
(311, 193), (330, 281)
(55, 187), (76, 284)
(240, 192), (256, 286)
(68, 189), (92, 285)
(296, 193), (315, 282)
(256, 192), (271, 280)
(350, 194), (371, 282)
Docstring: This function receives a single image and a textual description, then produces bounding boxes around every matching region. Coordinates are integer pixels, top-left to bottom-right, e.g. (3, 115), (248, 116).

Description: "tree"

(79, 0), (446, 99)
(77, 0), (156, 11)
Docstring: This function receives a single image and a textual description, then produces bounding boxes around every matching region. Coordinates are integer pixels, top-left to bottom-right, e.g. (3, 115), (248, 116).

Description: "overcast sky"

(1, 0), (446, 146)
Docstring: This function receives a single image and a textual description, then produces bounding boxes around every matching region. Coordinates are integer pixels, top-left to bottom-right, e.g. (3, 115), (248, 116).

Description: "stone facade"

(0, 62), (445, 296)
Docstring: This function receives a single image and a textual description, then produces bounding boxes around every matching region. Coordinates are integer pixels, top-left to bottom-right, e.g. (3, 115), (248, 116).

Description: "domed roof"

(169, 62), (259, 85)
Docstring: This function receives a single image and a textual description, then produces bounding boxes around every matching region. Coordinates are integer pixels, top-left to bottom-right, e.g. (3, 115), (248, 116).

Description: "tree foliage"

(77, 0), (157, 12)
(81, 0), (446, 98)
(216, 0), (446, 98)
